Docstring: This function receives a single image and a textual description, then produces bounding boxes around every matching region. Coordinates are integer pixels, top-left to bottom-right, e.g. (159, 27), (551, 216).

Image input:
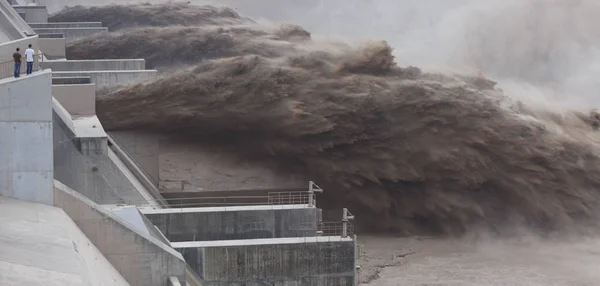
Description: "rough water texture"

(50, 3), (250, 31)
(57, 3), (600, 235)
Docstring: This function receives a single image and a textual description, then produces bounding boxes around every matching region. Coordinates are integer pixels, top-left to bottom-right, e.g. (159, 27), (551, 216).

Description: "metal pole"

(308, 181), (314, 206)
(342, 208), (348, 238)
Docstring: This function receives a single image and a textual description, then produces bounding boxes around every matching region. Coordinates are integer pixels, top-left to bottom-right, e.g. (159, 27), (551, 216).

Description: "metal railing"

(317, 221), (355, 236)
(317, 208), (355, 237)
(0, 52), (43, 80)
(127, 190), (313, 209)
(106, 133), (168, 207)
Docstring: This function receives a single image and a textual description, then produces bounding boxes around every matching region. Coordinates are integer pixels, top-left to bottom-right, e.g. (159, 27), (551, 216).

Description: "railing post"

(342, 208), (355, 238)
(308, 181), (323, 207)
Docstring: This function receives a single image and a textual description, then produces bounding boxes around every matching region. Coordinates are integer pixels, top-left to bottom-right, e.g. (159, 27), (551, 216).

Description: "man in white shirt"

(24, 44), (34, 75)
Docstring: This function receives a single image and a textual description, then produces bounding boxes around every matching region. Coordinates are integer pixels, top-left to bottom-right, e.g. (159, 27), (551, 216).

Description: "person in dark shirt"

(13, 48), (21, 78)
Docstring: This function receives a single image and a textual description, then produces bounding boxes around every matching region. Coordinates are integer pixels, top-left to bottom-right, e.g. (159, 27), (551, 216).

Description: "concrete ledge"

(53, 180), (187, 286)
(52, 76), (91, 85)
(44, 59), (146, 71)
(38, 33), (64, 38)
(52, 97), (107, 155)
(173, 237), (355, 285)
(30, 22), (103, 28)
(142, 205), (319, 242)
(72, 116), (107, 155)
(52, 83), (95, 116)
(13, 5), (48, 23)
(53, 70), (158, 89)
(33, 27), (108, 40)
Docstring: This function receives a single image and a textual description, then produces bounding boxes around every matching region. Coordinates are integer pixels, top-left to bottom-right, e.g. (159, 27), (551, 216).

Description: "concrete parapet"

(44, 59), (146, 71)
(33, 27), (107, 40)
(13, 5), (48, 23)
(39, 36), (65, 58)
(53, 180), (187, 286)
(30, 22), (103, 28)
(0, 35), (38, 63)
(52, 83), (95, 116)
(0, 70), (53, 205)
(173, 237), (356, 286)
(142, 205), (319, 242)
(52, 70), (158, 89)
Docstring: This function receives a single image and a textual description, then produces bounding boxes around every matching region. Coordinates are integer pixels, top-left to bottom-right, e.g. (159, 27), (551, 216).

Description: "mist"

(49, 0), (600, 109)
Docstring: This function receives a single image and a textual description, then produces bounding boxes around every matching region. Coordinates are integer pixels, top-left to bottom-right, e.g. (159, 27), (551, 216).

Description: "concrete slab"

(172, 236), (354, 248)
(0, 195), (129, 286)
(72, 115), (106, 138)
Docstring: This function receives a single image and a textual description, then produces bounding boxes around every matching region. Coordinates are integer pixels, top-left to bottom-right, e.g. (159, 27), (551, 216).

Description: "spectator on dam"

(12, 48), (21, 78)
(24, 44), (34, 75)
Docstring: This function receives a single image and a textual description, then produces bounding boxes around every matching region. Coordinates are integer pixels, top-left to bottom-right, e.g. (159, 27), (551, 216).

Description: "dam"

(0, 0), (359, 285)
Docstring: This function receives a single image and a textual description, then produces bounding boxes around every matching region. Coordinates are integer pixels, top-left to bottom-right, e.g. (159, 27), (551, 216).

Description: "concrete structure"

(0, 1), (360, 285)
(142, 205), (320, 242)
(52, 70), (158, 89)
(52, 96), (107, 153)
(52, 76), (91, 84)
(39, 34), (66, 59)
(0, 70), (53, 205)
(53, 105), (152, 205)
(54, 181), (187, 285)
(13, 5), (47, 23)
(52, 82), (95, 115)
(0, 195), (129, 286)
(0, 36), (41, 79)
(53, 83), (95, 116)
(30, 22), (103, 28)
(0, 0), (35, 39)
(33, 27), (108, 40)
(44, 59), (146, 71)
(174, 237), (356, 285)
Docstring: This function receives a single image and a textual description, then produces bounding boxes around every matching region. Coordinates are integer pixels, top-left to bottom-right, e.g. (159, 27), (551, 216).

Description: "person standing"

(12, 47), (21, 78)
(24, 44), (34, 75)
